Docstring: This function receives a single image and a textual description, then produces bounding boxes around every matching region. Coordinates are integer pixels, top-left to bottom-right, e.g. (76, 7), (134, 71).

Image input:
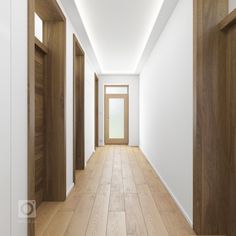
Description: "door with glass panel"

(105, 86), (129, 145)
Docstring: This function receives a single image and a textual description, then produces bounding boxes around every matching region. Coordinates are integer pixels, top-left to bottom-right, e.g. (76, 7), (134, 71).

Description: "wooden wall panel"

(227, 24), (236, 236)
(28, 0), (36, 234)
(220, 9), (236, 236)
(193, 0), (228, 235)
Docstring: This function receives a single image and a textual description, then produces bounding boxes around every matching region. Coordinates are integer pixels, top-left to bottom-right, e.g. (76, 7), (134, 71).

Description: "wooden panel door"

(35, 42), (47, 208)
(105, 93), (129, 145)
(94, 74), (99, 148)
(73, 35), (85, 174)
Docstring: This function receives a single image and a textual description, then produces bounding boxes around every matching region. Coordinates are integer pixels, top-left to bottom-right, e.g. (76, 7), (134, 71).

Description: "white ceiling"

(74, 0), (164, 74)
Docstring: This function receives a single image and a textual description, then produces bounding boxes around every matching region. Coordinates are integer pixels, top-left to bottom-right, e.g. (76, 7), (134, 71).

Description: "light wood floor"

(35, 146), (196, 236)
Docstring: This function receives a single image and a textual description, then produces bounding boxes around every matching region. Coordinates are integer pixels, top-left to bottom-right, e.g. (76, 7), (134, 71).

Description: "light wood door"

(105, 94), (129, 145)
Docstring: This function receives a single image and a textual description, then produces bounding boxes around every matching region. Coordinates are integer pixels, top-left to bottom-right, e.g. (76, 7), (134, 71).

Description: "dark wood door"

(35, 43), (47, 208)
(95, 75), (99, 148)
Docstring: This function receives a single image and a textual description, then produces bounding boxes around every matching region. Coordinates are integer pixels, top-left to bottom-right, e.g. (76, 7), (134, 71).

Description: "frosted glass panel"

(106, 87), (128, 94)
(35, 13), (43, 42)
(109, 98), (124, 139)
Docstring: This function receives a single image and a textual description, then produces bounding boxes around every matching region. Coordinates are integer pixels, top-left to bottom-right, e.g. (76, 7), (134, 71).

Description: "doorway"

(73, 35), (85, 182)
(104, 85), (129, 145)
(28, 0), (66, 234)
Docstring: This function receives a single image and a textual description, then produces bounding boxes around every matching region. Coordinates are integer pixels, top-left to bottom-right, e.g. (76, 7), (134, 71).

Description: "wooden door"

(105, 87), (129, 145)
(73, 35), (85, 175)
(94, 75), (99, 148)
(35, 41), (47, 208)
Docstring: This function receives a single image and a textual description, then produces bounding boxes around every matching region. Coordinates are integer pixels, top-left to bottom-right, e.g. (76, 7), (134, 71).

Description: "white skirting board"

(66, 183), (75, 197)
(140, 147), (193, 227)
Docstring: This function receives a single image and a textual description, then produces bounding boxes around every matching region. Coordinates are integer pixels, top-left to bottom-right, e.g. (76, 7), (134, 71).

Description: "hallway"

(2, 0), (236, 235)
(35, 146), (195, 236)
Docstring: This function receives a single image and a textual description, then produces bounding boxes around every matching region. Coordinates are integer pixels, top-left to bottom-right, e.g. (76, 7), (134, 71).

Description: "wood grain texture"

(137, 184), (169, 236)
(221, 16), (236, 236)
(28, 0), (36, 234)
(35, 46), (47, 208)
(219, 8), (236, 30)
(65, 194), (95, 236)
(125, 193), (148, 236)
(107, 212), (127, 236)
(35, 146), (195, 236)
(35, 0), (65, 21)
(73, 35), (85, 172)
(43, 211), (73, 236)
(43, 19), (66, 201)
(86, 184), (111, 236)
(35, 202), (61, 236)
(193, 0), (228, 235)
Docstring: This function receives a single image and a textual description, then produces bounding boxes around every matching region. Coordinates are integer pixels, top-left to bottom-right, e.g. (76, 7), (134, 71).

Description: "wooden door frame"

(73, 34), (85, 184)
(104, 85), (129, 145)
(94, 74), (99, 148)
(28, 0), (66, 235)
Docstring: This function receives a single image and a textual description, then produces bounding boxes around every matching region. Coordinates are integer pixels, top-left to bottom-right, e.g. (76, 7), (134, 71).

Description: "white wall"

(0, 1), (11, 235)
(84, 61), (96, 162)
(229, 0), (236, 12)
(139, 0), (193, 224)
(58, 0), (96, 195)
(11, 0), (28, 234)
(0, 0), (28, 235)
(98, 75), (139, 146)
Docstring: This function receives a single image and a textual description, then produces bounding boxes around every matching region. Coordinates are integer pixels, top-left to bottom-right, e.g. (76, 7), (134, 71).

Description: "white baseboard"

(139, 147), (193, 227)
(86, 151), (96, 164)
(66, 183), (74, 197)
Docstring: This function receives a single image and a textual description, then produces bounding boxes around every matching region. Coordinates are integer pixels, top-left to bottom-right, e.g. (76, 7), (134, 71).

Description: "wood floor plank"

(150, 191), (178, 213)
(35, 202), (61, 236)
(137, 184), (169, 236)
(59, 194), (80, 212)
(125, 193), (148, 236)
(86, 184), (111, 236)
(109, 191), (124, 211)
(160, 211), (195, 236)
(35, 146), (195, 236)
(107, 212), (127, 236)
(111, 169), (123, 192)
(128, 149), (146, 185)
(123, 177), (137, 194)
(100, 160), (113, 184)
(65, 194), (95, 236)
(43, 211), (73, 236)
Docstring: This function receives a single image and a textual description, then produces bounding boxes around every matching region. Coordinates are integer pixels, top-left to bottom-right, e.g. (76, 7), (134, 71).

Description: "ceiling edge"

(60, 0), (102, 73)
(135, 0), (179, 74)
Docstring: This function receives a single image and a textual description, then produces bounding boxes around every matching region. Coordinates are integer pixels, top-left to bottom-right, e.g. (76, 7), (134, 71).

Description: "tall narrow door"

(35, 41), (47, 208)
(94, 75), (99, 148)
(105, 86), (129, 145)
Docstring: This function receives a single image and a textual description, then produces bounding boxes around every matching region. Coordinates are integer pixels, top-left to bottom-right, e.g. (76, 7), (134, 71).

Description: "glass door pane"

(109, 98), (124, 139)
